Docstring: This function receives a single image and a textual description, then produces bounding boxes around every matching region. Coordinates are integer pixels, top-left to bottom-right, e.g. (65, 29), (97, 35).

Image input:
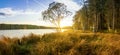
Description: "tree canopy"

(42, 2), (72, 31)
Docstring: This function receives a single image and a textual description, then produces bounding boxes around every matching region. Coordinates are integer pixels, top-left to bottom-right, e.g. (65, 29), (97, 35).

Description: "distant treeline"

(0, 24), (56, 30)
(0, 24), (72, 30)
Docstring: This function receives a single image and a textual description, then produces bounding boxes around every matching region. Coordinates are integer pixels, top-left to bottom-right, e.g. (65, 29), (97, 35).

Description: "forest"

(0, 24), (71, 29)
(73, 0), (120, 32)
(0, 24), (56, 29)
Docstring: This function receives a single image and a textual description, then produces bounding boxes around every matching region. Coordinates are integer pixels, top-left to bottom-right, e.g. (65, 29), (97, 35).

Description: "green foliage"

(0, 24), (56, 30)
(73, 0), (120, 32)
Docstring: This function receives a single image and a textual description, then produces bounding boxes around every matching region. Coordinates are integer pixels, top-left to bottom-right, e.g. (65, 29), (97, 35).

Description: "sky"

(0, 0), (81, 27)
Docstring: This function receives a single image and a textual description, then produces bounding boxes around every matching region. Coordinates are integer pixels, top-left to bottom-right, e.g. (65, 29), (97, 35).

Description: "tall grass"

(0, 32), (120, 55)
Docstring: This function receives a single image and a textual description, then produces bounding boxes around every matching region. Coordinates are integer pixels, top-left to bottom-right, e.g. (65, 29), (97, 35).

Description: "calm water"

(0, 29), (56, 38)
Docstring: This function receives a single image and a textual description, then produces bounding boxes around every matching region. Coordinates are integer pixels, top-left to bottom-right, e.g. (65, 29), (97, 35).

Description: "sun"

(60, 20), (73, 28)
(60, 21), (67, 27)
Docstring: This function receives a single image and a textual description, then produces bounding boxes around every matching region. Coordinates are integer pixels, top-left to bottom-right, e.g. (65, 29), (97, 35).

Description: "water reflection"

(0, 29), (56, 38)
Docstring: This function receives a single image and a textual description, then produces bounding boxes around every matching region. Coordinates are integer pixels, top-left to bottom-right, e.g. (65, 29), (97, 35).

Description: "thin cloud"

(0, 8), (42, 17)
(54, 0), (81, 11)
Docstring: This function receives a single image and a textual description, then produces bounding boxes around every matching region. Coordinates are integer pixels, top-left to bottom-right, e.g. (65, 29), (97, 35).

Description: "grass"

(0, 31), (120, 55)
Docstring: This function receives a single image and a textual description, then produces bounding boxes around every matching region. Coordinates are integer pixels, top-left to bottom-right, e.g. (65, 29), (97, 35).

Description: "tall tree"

(114, 0), (120, 31)
(42, 2), (71, 31)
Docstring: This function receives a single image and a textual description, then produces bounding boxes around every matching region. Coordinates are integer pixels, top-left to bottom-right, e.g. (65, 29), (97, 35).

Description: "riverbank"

(0, 31), (120, 55)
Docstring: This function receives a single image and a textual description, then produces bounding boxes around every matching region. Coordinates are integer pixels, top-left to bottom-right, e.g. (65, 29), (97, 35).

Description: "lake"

(0, 29), (56, 38)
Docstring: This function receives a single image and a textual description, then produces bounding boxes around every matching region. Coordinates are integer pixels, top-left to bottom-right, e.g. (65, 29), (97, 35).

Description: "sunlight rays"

(60, 20), (72, 27)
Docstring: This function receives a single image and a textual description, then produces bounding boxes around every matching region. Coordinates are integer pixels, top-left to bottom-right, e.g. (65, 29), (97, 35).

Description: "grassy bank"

(0, 31), (120, 55)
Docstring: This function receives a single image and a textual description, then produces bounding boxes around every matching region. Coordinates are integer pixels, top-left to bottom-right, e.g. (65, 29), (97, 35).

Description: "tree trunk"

(112, 8), (115, 31)
(57, 15), (61, 32)
(58, 20), (61, 32)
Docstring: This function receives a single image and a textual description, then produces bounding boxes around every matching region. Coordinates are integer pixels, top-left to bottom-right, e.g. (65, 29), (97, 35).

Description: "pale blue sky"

(0, 0), (81, 26)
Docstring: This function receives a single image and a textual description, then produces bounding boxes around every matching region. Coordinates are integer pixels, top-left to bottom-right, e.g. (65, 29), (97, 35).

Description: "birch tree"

(42, 2), (71, 31)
